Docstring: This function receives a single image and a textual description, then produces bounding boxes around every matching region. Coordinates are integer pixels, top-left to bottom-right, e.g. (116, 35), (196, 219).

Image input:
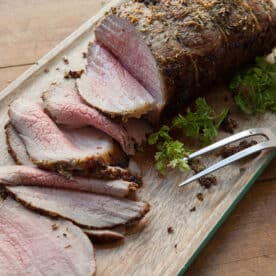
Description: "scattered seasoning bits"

(64, 69), (84, 79)
(190, 206), (196, 212)
(63, 233), (67, 237)
(174, 244), (178, 249)
(62, 56), (69, 64)
(64, 245), (71, 249)
(219, 140), (257, 158)
(196, 193), (204, 201)
(56, 67), (60, 71)
(51, 224), (58, 231)
(167, 226), (174, 234)
(82, 52), (87, 58)
(189, 158), (205, 173)
(44, 68), (49, 73)
(199, 175), (217, 189)
(221, 116), (238, 134)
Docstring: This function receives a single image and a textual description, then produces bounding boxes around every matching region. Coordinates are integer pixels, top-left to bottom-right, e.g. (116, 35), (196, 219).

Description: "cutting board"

(0, 1), (275, 275)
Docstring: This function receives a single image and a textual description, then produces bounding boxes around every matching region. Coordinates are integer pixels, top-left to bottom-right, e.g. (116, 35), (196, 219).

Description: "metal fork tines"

(179, 128), (276, 187)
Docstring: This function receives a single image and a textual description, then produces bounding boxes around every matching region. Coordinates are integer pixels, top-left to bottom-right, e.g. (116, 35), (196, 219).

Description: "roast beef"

(5, 122), (34, 166)
(76, 43), (155, 119)
(43, 84), (135, 154)
(60, 126), (127, 167)
(84, 229), (125, 243)
(7, 186), (150, 229)
(8, 100), (126, 173)
(5, 122), (142, 183)
(0, 165), (137, 198)
(0, 198), (95, 276)
(95, 0), (276, 117)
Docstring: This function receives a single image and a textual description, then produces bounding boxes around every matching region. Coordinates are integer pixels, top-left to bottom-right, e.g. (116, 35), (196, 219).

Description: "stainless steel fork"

(178, 128), (276, 187)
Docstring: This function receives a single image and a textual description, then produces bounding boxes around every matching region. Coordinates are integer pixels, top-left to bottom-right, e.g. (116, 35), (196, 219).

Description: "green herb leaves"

(230, 57), (276, 114)
(148, 126), (190, 175)
(148, 98), (227, 175)
(172, 98), (228, 145)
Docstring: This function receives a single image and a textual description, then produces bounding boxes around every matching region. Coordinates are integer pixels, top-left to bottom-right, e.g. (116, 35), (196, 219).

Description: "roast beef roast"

(0, 165), (137, 198)
(95, 0), (276, 117)
(0, 198), (96, 276)
(7, 186), (150, 229)
(76, 43), (155, 119)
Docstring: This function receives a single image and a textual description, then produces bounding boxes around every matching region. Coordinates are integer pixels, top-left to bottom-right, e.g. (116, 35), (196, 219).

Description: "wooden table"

(0, 1), (275, 275)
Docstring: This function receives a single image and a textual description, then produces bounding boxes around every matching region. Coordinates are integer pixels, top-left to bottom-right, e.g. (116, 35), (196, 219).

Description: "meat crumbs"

(51, 224), (58, 231)
(196, 193), (204, 201)
(190, 207), (196, 212)
(219, 140), (257, 158)
(167, 226), (174, 234)
(64, 70), (84, 79)
(199, 175), (217, 189)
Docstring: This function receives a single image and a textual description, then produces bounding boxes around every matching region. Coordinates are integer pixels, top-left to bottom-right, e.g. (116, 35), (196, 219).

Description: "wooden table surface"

(0, 1), (275, 275)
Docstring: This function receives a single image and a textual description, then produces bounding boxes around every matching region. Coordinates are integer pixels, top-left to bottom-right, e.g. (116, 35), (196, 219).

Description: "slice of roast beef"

(95, 0), (276, 117)
(5, 122), (142, 184)
(5, 122), (34, 166)
(0, 165), (137, 198)
(60, 126), (128, 167)
(0, 198), (95, 276)
(8, 99), (119, 172)
(84, 229), (124, 243)
(42, 85), (135, 154)
(123, 118), (152, 147)
(7, 186), (150, 229)
(76, 43), (155, 119)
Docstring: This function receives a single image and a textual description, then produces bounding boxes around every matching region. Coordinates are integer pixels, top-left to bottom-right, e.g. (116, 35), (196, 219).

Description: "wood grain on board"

(0, 1), (275, 275)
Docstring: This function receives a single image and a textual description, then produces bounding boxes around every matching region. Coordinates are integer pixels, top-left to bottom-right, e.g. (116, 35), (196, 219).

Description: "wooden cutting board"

(0, 1), (275, 275)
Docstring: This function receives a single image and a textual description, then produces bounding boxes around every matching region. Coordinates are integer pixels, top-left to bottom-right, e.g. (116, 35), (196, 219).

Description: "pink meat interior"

(95, 15), (164, 109)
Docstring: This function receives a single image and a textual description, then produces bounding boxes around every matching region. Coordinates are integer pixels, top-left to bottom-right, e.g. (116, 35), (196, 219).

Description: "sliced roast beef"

(84, 229), (124, 243)
(60, 126), (127, 167)
(5, 122), (34, 166)
(42, 85), (135, 154)
(123, 118), (152, 146)
(7, 186), (150, 229)
(95, 0), (276, 117)
(0, 198), (95, 276)
(5, 122), (142, 184)
(8, 100), (121, 172)
(0, 165), (137, 198)
(76, 43), (155, 119)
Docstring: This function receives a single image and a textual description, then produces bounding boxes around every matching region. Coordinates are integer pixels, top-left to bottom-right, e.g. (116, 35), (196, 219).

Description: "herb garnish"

(230, 56), (276, 114)
(172, 98), (228, 145)
(148, 126), (190, 175)
(148, 98), (228, 175)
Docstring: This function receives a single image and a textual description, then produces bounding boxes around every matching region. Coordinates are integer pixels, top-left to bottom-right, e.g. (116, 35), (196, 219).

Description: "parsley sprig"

(148, 98), (228, 175)
(148, 126), (190, 175)
(172, 98), (228, 145)
(230, 57), (276, 114)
